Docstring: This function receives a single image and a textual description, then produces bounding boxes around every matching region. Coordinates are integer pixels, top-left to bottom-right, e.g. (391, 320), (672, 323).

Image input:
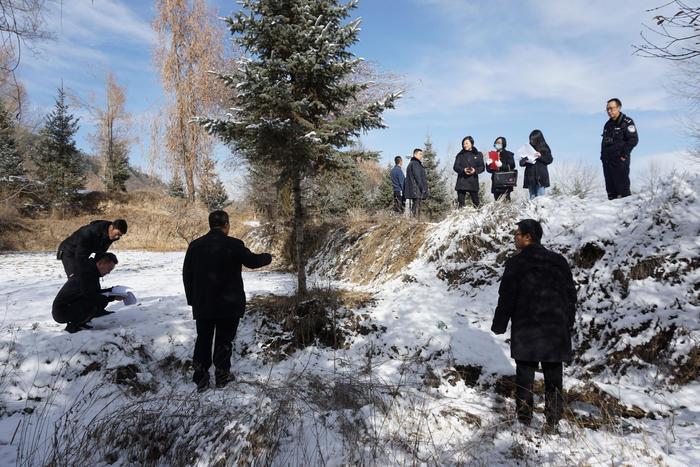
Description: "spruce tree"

(0, 99), (24, 188)
(104, 140), (130, 192)
(198, 158), (229, 210)
(372, 163), (395, 211)
(168, 172), (186, 199)
(422, 137), (451, 220)
(200, 0), (400, 294)
(33, 88), (85, 215)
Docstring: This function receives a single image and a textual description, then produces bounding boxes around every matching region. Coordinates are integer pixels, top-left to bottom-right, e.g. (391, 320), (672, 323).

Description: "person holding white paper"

(52, 252), (126, 333)
(519, 129), (553, 199)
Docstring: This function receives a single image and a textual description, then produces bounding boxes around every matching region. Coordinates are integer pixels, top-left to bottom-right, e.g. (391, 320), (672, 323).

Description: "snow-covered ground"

(1, 174), (699, 465)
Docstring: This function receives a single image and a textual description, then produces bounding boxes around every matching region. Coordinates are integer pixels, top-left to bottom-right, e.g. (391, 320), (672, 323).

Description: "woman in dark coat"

(519, 129), (553, 199)
(486, 136), (516, 201)
(453, 136), (485, 208)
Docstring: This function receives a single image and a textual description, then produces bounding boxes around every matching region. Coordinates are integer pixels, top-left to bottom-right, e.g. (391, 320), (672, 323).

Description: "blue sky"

(17, 0), (695, 191)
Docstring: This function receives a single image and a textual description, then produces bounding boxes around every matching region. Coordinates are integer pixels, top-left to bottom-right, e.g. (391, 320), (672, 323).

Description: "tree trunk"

(292, 169), (307, 296)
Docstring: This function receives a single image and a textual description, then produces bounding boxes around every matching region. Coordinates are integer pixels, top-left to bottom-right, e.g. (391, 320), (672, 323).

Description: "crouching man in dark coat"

(491, 219), (577, 431)
(183, 210), (272, 391)
(52, 252), (124, 333)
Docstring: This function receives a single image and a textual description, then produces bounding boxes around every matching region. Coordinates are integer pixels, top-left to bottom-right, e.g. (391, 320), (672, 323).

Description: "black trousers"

(193, 317), (240, 381)
(457, 190), (479, 208)
(515, 360), (564, 425)
(602, 159), (631, 199)
(393, 191), (405, 213)
(52, 299), (99, 325)
(409, 198), (422, 219)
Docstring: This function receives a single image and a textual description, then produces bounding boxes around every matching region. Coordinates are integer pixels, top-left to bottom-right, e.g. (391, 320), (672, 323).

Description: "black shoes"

(215, 371), (235, 388)
(92, 309), (114, 318)
(65, 322), (94, 333)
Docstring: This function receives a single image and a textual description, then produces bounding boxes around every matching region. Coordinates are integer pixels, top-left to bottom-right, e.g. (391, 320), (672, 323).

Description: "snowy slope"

(0, 174), (698, 466)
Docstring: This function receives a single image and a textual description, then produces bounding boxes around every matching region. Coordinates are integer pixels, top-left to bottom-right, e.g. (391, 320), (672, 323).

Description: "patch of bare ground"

(246, 288), (379, 361)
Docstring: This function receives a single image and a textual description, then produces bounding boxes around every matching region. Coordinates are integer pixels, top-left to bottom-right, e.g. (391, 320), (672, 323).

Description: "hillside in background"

(0, 174), (698, 465)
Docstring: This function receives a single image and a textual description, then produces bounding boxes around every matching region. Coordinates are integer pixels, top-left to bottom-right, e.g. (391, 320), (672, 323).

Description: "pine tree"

(312, 153), (367, 218)
(422, 137), (451, 220)
(0, 99), (24, 182)
(198, 158), (229, 210)
(168, 172), (186, 198)
(372, 163), (395, 211)
(33, 88), (85, 216)
(200, 0), (400, 294)
(104, 139), (130, 191)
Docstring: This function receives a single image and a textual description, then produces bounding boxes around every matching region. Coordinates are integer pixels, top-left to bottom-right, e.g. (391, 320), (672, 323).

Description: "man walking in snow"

(491, 219), (577, 432)
(404, 148), (430, 219)
(390, 155), (405, 214)
(601, 98), (638, 200)
(57, 219), (128, 279)
(183, 210), (272, 391)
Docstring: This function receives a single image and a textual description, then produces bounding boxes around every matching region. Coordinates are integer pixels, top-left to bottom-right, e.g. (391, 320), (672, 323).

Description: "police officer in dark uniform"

(601, 98), (638, 200)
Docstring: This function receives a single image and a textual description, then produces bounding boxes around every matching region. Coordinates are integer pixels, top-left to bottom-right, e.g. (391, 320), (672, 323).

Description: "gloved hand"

(495, 160), (503, 168)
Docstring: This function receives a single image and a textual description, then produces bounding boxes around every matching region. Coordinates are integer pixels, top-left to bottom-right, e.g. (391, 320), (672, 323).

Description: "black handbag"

(493, 170), (518, 188)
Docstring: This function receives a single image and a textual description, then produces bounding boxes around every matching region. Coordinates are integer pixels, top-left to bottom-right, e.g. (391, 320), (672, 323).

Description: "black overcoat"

(183, 229), (272, 320)
(485, 150), (516, 195)
(403, 157), (429, 200)
(453, 149), (485, 192)
(519, 146), (552, 189)
(491, 244), (577, 362)
(52, 259), (111, 323)
(58, 221), (114, 275)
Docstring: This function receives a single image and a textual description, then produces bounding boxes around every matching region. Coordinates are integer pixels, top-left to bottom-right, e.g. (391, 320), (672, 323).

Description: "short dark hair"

(516, 219), (543, 244)
(209, 210), (229, 229)
(413, 148), (423, 157)
(607, 98), (622, 108)
(394, 156), (402, 165)
(494, 136), (507, 149)
(112, 219), (128, 234)
(96, 252), (118, 264)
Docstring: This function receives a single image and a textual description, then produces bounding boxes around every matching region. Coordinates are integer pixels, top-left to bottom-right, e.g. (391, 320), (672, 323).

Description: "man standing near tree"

(491, 219), (577, 433)
(390, 155), (405, 214)
(601, 98), (638, 200)
(403, 148), (429, 219)
(183, 210), (272, 391)
(57, 219), (128, 279)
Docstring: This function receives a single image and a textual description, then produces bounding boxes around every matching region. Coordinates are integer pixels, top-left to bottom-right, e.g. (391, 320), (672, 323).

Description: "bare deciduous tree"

(0, 0), (53, 117)
(153, 0), (225, 202)
(636, 1), (700, 60)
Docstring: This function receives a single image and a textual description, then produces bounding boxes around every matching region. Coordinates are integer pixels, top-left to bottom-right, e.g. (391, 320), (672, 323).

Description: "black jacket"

(58, 221), (114, 274)
(52, 258), (111, 321)
(183, 229), (272, 320)
(519, 145), (552, 188)
(485, 150), (515, 194)
(403, 157), (429, 199)
(453, 149), (485, 192)
(601, 113), (639, 162)
(491, 244), (577, 362)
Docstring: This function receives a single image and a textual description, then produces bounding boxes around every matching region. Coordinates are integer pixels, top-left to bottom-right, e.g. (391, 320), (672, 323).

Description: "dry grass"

(0, 190), (253, 251)
(307, 217), (430, 285)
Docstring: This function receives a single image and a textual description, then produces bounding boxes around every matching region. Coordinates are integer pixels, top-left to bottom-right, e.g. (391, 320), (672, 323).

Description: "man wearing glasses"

(601, 98), (639, 200)
(491, 219), (577, 433)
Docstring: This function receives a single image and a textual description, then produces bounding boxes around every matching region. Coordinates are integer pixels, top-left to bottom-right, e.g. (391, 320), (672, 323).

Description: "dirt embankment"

(0, 191), (253, 252)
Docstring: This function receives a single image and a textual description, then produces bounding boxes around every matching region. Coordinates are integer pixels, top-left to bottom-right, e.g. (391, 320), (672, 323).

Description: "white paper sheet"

(102, 285), (138, 306)
(516, 144), (538, 164)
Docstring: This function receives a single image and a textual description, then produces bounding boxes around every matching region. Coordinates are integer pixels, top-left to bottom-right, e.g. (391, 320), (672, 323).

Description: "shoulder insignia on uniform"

(627, 125), (636, 133)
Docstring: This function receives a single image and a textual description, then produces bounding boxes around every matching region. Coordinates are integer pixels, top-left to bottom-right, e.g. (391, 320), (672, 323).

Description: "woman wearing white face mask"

(486, 136), (516, 201)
